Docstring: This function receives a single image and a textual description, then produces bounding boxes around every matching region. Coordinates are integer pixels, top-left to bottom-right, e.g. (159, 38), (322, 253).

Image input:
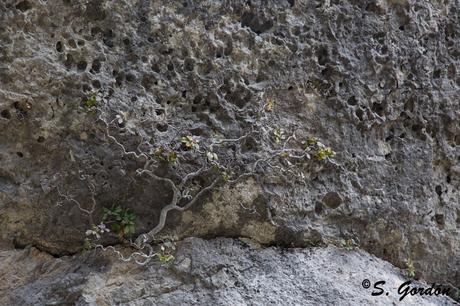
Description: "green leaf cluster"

(273, 128), (282, 144)
(154, 146), (177, 163)
(181, 135), (199, 149)
(102, 205), (136, 239)
(406, 258), (416, 278)
(157, 253), (174, 263)
(84, 93), (97, 111)
(314, 147), (335, 161)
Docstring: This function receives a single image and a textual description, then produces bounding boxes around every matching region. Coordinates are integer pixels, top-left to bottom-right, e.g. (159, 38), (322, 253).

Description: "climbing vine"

(55, 90), (337, 265)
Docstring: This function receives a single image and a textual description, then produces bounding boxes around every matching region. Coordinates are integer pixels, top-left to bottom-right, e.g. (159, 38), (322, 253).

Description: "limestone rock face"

(0, 237), (458, 306)
(0, 0), (459, 303)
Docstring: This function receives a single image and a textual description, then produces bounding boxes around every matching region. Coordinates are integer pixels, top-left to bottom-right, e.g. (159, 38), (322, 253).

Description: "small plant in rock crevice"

(83, 92), (97, 113)
(265, 99), (275, 112)
(341, 237), (359, 251)
(273, 128), (283, 144)
(101, 205), (136, 241)
(221, 170), (231, 182)
(156, 239), (176, 263)
(303, 137), (336, 161)
(315, 147), (335, 161)
(181, 135), (199, 150)
(406, 257), (416, 278)
(153, 146), (178, 163)
(206, 150), (218, 162)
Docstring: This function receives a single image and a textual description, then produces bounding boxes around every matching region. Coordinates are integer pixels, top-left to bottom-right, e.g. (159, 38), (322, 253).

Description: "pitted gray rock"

(0, 238), (458, 305)
(0, 0), (458, 300)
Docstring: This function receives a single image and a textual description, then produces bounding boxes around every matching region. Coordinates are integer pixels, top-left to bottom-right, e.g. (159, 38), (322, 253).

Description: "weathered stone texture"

(0, 0), (458, 303)
(1, 238), (458, 306)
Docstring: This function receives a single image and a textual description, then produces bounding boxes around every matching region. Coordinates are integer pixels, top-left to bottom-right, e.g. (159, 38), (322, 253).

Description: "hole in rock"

(434, 214), (445, 227)
(315, 202), (324, 215)
(82, 83), (91, 92)
(1, 110), (11, 119)
(316, 47), (328, 66)
(156, 123), (168, 132)
(56, 41), (64, 52)
(126, 74), (135, 82)
(322, 192), (342, 209)
(435, 185), (442, 196)
(371, 102), (385, 116)
(347, 96), (357, 106)
(68, 39), (77, 48)
(16, 1), (32, 11)
(241, 11), (273, 35)
(241, 137), (258, 153)
(184, 58), (195, 71)
(104, 39), (114, 48)
(77, 61), (87, 71)
(92, 80), (101, 89)
(91, 59), (101, 73)
(115, 75), (124, 86)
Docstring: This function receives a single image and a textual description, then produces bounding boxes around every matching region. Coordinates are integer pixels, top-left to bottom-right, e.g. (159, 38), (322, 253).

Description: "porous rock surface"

(0, 237), (458, 306)
(0, 0), (459, 303)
